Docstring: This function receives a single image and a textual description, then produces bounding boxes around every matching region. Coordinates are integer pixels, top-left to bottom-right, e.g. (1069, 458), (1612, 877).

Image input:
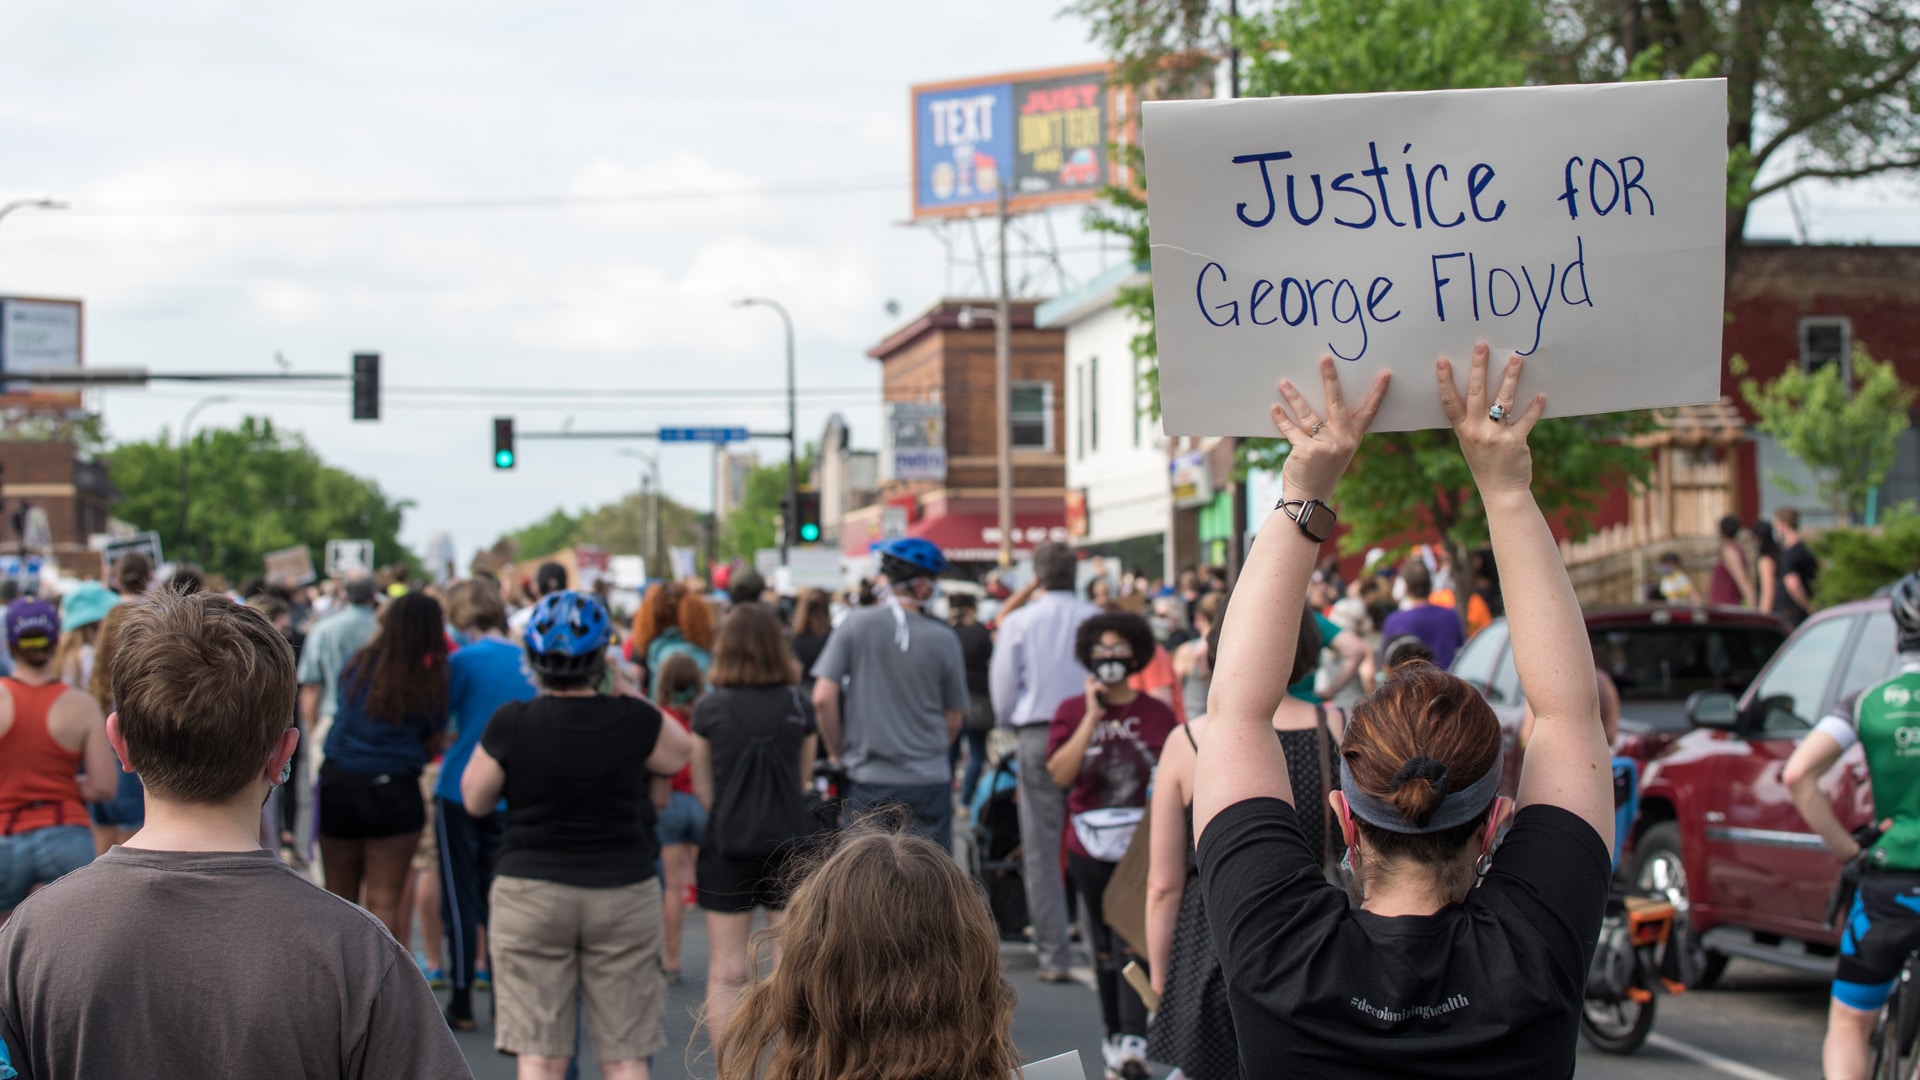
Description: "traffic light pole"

(737, 298), (796, 568)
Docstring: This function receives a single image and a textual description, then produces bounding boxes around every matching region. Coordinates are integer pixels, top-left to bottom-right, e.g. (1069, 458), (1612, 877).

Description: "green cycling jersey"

(1832, 661), (1920, 871)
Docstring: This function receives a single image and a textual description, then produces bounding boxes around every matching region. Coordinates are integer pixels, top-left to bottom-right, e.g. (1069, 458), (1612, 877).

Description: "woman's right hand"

(1437, 342), (1545, 499)
(1084, 675), (1105, 716)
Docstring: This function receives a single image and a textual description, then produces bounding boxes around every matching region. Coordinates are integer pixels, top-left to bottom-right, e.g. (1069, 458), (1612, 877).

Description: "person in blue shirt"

(436, 579), (536, 1031)
(318, 592), (450, 940)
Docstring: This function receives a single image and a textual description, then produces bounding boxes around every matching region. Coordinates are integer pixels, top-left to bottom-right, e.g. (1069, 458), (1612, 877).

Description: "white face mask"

(1094, 659), (1130, 686)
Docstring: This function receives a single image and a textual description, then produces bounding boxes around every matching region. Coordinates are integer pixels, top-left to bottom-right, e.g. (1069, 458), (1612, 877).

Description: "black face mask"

(1094, 659), (1130, 685)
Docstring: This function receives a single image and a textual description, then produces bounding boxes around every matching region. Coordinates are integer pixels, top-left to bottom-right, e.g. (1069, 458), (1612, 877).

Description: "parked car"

(1451, 606), (1788, 796)
(1632, 598), (1898, 986)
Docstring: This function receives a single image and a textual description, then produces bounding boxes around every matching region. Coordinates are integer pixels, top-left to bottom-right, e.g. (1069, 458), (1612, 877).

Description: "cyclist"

(1784, 571), (1920, 1080)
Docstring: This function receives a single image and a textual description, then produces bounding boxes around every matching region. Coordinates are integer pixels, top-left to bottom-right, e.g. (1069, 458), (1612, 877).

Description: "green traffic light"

(800, 523), (820, 542)
(494, 450), (514, 468)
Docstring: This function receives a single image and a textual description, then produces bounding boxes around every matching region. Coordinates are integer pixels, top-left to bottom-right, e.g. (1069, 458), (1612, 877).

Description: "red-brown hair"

(1342, 662), (1501, 862)
(631, 581), (716, 657)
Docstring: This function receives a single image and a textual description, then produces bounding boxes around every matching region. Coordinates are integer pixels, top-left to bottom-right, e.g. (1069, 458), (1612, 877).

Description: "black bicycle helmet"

(1891, 572), (1920, 653)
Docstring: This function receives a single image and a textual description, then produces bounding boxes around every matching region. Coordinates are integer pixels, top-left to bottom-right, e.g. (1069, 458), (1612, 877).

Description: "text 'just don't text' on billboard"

(912, 64), (1122, 220)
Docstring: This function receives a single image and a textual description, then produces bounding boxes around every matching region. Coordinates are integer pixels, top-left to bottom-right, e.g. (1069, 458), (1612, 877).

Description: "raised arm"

(1194, 357), (1389, 841)
(1439, 345), (1610, 851)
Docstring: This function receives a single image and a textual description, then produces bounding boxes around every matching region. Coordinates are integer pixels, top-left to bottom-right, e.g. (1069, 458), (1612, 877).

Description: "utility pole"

(995, 180), (1013, 568)
(737, 298), (797, 567)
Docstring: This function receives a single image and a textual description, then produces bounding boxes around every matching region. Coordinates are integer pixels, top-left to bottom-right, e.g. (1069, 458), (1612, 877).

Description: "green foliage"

(508, 509), (582, 561)
(1812, 507), (1920, 605)
(505, 494), (708, 563)
(1740, 349), (1915, 524)
(103, 416), (417, 585)
(720, 447), (820, 561)
(1237, 0), (1539, 97)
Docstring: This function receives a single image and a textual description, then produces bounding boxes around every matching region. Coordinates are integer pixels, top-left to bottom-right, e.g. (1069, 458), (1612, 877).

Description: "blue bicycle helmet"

(873, 536), (948, 580)
(524, 590), (612, 678)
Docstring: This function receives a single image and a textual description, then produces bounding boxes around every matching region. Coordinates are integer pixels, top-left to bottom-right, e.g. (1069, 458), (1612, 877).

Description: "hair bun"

(1391, 756), (1451, 798)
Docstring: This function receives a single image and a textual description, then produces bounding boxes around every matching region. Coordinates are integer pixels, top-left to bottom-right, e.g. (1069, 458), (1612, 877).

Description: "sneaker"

(425, 967), (446, 990)
(473, 969), (491, 992)
(444, 1002), (477, 1032)
(1114, 1035), (1149, 1080)
(1036, 967), (1074, 983)
(1100, 1036), (1122, 1079)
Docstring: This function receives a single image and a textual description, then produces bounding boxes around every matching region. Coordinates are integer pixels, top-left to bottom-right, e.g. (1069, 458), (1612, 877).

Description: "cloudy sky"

(1, 2), (1913, 563)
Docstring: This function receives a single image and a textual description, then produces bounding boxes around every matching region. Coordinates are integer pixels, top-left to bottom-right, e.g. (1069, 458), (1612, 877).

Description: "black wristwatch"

(1276, 498), (1337, 544)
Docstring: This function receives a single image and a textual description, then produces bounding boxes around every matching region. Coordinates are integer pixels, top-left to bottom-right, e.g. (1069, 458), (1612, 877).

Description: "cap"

(60, 582), (120, 634)
(535, 561), (569, 596)
(8, 598), (59, 652)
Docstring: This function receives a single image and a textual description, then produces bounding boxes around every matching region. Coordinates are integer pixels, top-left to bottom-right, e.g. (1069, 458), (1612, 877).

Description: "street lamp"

(618, 448), (663, 581)
(735, 297), (797, 567)
(0, 199), (66, 230)
(179, 395), (233, 565)
(957, 303), (1014, 569)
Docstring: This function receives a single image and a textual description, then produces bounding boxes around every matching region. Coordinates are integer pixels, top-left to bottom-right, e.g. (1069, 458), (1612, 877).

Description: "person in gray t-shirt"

(0, 592), (470, 1080)
(811, 538), (968, 850)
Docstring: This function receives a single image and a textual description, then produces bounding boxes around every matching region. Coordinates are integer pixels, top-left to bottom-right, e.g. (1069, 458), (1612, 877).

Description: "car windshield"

(1589, 625), (1786, 703)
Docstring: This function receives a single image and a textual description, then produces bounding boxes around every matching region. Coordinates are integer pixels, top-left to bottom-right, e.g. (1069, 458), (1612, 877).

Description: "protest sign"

(1144, 80), (1728, 434)
(324, 539), (374, 577)
(101, 532), (163, 577)
(263, 545), (316, 587)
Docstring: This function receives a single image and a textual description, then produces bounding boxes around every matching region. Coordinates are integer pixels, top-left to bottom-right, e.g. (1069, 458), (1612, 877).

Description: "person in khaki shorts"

(462, 591), (692, 1080)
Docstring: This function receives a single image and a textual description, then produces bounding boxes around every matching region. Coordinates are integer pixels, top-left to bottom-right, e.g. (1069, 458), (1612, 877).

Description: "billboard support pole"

(996, 180), (1014, 569)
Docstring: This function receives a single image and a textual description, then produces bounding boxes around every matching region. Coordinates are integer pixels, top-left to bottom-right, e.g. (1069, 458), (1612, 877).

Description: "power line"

(66, 178), (906, 217)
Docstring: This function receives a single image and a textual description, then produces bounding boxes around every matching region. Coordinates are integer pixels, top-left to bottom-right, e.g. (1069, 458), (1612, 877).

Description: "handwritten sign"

(325, 539), (374, 578)
(1144, 80), (1728, 434)
(263, 545), (316, 587)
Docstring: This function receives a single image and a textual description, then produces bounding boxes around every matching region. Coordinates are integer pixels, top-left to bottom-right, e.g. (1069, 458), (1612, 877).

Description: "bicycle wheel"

(1873, 975), (1920, 1080)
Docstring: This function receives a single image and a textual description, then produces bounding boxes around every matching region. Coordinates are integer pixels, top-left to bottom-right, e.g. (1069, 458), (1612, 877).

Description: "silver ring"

(1488, 401), (1509, 423)
(1309, 420), (1325, 437)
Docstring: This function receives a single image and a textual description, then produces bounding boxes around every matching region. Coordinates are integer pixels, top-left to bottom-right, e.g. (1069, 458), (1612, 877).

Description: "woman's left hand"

(1272, 356), (1391, 503)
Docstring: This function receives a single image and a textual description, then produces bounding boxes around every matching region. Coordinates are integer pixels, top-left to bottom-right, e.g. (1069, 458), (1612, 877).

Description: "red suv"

(1451, 606), (1788, 796)
(1633, 598), (1898, 986)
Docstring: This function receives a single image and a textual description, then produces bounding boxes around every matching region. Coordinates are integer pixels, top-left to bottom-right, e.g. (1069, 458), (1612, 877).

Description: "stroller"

(969, 752), (1029, 941)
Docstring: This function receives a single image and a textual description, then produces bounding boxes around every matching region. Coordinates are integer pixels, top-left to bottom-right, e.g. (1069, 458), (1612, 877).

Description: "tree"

(1081, 0), (1654, 566)
(504, 494), (707, 564)
(1541, 1), (1920, 266)
(104, 416), (418, 586)
(1739, 348), (1915, 524)
(719, 448), (820, 562)
(1811, 507), (1920, 605)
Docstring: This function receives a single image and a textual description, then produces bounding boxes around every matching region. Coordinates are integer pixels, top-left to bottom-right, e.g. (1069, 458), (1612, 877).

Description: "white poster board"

(324, 538), (374, 577)
(101, 531), (163, 577)
(1144, 80), (1728, 434)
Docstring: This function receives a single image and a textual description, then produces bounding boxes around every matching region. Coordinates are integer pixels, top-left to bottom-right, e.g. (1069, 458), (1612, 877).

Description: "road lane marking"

(1646, 1033), (1798, 1080)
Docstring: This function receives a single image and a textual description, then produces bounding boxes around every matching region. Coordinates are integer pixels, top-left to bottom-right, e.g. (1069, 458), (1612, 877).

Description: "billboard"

(0, 297), (82, 402)
(881, 401), (947, 482)
(912, 64), (1124, 220)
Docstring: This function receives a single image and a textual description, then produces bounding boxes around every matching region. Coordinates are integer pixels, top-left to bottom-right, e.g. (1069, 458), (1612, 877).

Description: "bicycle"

(1872, 951), (1920, 1080)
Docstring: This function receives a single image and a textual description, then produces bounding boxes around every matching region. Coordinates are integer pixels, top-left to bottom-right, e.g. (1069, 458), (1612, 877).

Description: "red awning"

(908, 510), (1068, 563)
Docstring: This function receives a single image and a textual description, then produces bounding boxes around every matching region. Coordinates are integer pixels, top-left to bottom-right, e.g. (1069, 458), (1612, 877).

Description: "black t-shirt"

(1197, 798), (1609, 1079)
(481, 694), (665, 888)
(953, 620), (994, 698)
(691, 685), (817, 842)
(1774, 541), (1819, 625)
(791, 632), (830, 685)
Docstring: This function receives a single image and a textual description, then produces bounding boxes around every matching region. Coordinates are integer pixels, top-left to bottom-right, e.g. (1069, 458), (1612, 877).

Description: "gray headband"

(1339, 754), (1502, 834)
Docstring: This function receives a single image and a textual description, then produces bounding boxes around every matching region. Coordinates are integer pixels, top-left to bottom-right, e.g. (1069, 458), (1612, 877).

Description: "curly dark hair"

(1074, 612), (1156, 676)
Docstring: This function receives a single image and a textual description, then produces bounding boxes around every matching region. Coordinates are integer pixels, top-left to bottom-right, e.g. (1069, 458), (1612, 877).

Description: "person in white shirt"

(989, 541), (1102, 982)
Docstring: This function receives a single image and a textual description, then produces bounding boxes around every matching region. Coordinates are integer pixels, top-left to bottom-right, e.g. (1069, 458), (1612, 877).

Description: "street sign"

(325, 539), (375, 577)
(659, 427), (748, 444)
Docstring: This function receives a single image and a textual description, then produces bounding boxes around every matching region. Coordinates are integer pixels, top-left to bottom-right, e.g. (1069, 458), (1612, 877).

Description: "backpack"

(711, 689), (816, 861)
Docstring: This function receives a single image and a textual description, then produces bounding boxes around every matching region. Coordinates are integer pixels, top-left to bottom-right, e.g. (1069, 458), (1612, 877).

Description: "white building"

(1037, 263), (1170, 577)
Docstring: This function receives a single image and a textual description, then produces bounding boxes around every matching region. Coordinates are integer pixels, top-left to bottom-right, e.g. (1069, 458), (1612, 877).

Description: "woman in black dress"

(1145, 603), (1341, 1080)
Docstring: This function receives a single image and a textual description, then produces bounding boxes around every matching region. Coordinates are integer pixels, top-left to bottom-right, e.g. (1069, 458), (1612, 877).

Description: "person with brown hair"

(1172, 590), (1224, 722)
(629, 580), (715, 698)
(652, 651), (707, 983)
(1147, 603), (1342, 1080)
(0, 592), (470, 1079)
(84, 603), (146, 853)
(110, 551), (153, 599)
(0, 598), (117, 916)
(788, 587), (833, 681)
(711, 819), (1020, 1080)
(691, 602), (820, 1044)
(1195, 348), (1613, 1078)
(318, 592), (451, 937)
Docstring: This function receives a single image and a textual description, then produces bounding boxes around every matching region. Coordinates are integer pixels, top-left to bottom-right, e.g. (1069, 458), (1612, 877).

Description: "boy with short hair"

(0, 592), (471, 1080)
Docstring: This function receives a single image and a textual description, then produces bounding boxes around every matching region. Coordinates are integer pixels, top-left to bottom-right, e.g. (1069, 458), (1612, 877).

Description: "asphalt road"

(448, 924), (1832, 1080)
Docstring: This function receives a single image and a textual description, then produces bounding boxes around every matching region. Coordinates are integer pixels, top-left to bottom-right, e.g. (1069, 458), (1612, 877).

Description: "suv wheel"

(1632, 821), (1728, 990)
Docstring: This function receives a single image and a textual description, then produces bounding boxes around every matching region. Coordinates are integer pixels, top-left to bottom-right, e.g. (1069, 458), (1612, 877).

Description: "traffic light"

(791, 489), (821, 544)
(351, 352), (380, 421)
(493, 417), (515, 469)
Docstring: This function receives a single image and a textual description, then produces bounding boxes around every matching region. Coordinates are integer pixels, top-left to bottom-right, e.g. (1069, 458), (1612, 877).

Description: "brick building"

(0, 433), (117, 571)
(842, 299), (1069, 567)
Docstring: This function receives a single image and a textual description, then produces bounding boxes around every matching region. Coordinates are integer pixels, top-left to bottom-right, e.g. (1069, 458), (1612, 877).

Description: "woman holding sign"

(1195, 346), (1612, 1079)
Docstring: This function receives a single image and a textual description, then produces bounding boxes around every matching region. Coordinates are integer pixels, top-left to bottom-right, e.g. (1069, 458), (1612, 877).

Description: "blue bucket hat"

(61, 581), (121, 634)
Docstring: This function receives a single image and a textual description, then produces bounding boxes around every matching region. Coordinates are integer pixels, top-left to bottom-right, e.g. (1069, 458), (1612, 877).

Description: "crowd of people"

(0, 345), (1880, 1080)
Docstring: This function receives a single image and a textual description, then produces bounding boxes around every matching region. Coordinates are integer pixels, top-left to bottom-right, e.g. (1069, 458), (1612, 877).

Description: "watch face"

(1299, 501), (1336, 543)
